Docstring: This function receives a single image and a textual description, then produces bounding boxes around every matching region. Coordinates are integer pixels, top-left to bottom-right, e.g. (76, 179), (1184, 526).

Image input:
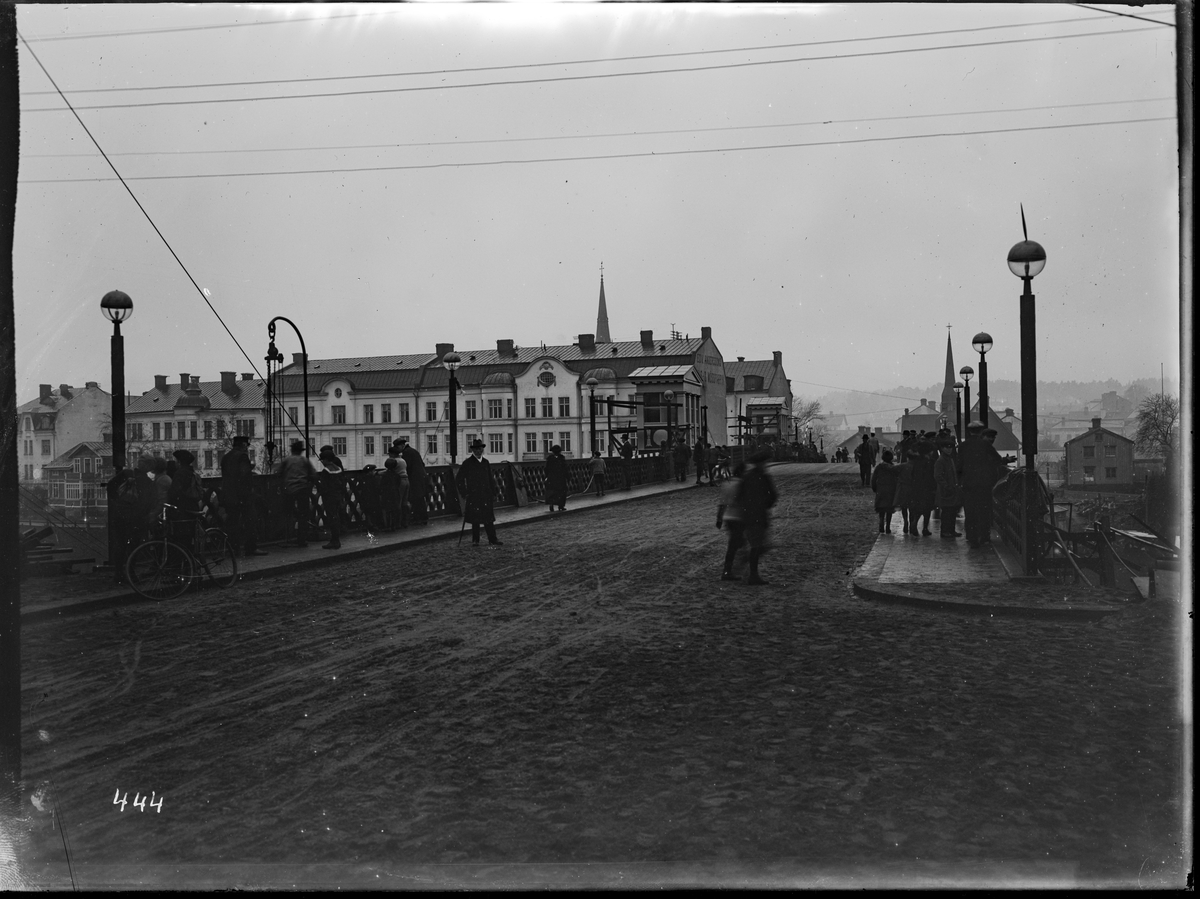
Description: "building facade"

(42, 441), (114, 517)
(723, 351), (794, 445)
(123, 372), (267, 475)
(1063, 418), (1136, 487)
(270, 327), (727, 470)
(17, 382), (112, 484)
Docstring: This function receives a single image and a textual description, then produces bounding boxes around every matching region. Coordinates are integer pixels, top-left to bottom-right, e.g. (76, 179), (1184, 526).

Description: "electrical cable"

(18, 115), (1174, 185)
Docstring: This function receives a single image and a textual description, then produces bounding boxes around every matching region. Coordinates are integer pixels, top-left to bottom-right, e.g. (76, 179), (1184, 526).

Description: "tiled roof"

(126, 379), (267, 414)
(628, 365), (695, 379)
(44, 441), (112, 469)
(743, 396), (786, 406)
(724, 359), (782, 391)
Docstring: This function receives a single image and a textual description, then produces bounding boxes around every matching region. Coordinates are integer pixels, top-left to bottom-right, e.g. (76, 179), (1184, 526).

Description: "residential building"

(723, 352), (794, 445)
(17, 382), (112, 484)
(123, 372), (267, 475)
(42, 441), (114, 516)
(1063, 418), (1136, 487)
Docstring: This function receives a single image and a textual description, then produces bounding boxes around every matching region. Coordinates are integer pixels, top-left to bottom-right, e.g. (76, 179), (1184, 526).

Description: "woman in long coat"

(933, 442), (962, 539)
(544, 444), (569, 511)
(456, 439), (502, 545)
(907, 448), (937, 537)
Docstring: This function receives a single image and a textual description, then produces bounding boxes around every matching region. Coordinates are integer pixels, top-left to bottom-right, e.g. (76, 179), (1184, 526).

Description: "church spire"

(595, 263), (611, 344)
(940, 326), (957, 418)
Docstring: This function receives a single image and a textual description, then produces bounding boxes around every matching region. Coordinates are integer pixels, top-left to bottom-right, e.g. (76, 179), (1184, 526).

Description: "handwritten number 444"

(113, 790), (163, 813)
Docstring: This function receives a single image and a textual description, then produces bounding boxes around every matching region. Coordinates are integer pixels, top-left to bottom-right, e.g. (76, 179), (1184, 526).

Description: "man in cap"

(275, 439), (317, 546)
(455, 438), (502, 546)
(222, 435), (267, 557)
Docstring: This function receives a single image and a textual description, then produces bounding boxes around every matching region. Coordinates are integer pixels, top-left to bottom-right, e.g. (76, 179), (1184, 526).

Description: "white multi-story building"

(17, 382), (112, 484)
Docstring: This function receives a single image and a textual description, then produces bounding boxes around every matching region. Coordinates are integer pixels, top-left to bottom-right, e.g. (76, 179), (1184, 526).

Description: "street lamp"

(959, 365), (974, 428)
(586, 377), (599, 454)
(443, 352), (461, 464)
(101, 290), (132, 577)
(663, 389), (675, 448)
(953, 381), (964, 440)
(972, 332), (993, 428)
(267, 317), (311, 457)
(1008, 206), (1046, 574)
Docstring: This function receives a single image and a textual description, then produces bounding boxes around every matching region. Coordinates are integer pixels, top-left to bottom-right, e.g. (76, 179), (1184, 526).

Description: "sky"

(12, 2), (1182, 412)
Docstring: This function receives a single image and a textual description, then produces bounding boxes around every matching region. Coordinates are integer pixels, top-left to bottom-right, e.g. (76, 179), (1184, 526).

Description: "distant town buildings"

(1063, 418), (1135, 488)
(724, 351), (794, 444)
(17, 382), (112, 484)
(42, 441), (114, 516)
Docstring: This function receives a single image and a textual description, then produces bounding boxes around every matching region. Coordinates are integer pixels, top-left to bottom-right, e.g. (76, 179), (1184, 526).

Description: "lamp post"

(663, 389), (675, 448)
(1008, 209), (1046, 575)
(953, 381), (964, 440)
(101, 290), (133, 576)
(443, 352), (461, 464)
(972, 332), (993, 428)
(959, 365), (974, 428)
(587, 377), (599, 454)
(267, 317), (311, 456)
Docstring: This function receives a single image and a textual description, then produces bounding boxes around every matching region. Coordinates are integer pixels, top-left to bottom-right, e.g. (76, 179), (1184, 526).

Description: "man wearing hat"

(316, 444), (346, 550)
(396, 437), (429, 525)
(736, 448), (777, 585)
(958, 421), (1004, 547)
(275, 439), (317, 546)
(222, 435), (268, 557)
(455, 438), (502, 546)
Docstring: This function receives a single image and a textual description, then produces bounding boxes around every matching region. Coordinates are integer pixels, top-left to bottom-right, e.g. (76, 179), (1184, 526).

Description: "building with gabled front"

(1063, 417), (1136, 488)
(42, 441), (114, 517)
(123, 371), (267, 475)
(17, 382), (112, 484)
(724, 351), (793, 445)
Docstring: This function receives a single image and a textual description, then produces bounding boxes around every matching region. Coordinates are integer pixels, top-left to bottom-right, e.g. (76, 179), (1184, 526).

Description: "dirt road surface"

(13, 466), (1187, 888)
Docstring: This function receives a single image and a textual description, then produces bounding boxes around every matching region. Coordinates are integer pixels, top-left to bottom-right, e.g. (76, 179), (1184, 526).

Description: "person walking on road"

(589, 450), (608, 496)
(737, 448), (778, 586)
(673, 437), (691, 483)
(276, 439), (317, 546)
(870, 449), (899, 534)
(853, 434), (875, 486)
(716, 462), (746, 581)
(934, 440), (962, 539)
(456, 439), (503, 546)
(544, 444), (569, 511)
(692, 438), (707, 485)
(891, 451), (915, 535)
(316, 444), (345, 549)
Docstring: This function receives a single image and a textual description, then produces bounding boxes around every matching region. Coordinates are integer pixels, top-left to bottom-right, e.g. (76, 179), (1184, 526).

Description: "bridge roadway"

(14, 464), (1184, 888)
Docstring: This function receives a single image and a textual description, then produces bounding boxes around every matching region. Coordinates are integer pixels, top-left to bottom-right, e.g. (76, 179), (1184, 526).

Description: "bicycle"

(124, 503), (239, 600)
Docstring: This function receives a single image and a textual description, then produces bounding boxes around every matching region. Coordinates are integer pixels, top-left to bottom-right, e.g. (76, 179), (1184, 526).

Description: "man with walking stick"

(455, 439), (503, 547)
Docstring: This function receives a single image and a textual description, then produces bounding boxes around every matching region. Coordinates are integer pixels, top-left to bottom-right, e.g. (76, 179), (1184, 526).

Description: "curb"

(850, 577), (1125, 621)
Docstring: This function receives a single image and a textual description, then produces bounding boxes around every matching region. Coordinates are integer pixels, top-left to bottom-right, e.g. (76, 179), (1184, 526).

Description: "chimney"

(59, 384), (72, 399)
(579, 333), (596, 353)
(180, 373), (191, 389)
(497, 338), (515, 357)
(188, 375), (202, 395)
(858, 425), (867, 435)
(292, 353), (306, 367)
(904, 408), (910, 415)
(154, 375), (168, 392)
(221, 371), (239, 396)
(241, 373), (254, 381)
(920, 398), (927, 407)
(640, 330), (654, 348)
(85, 381), (98, 389)
(39, 384), (52, 404)
(1091, 417), (1102, 431)
(701, 326), (712, 341)
(1005, 408), (1014, 419)
(737, 356), (745, 363)
(435, 342), (454, 363)
(773, 350), (782, 365)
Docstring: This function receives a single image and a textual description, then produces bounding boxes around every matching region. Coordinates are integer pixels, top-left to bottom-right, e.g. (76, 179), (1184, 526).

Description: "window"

(41, 440), (51, 455)
(596, 432), (607, 453)
(1082, 445), (1095, 459)
(22, 440), (31, 456)
(205, 420), (214, 439)
(426, 402), (438, 422)
(332, 405), (346, 425)
(65, 482), (80, 501)
(205, 449), (214, 469)
(362, 404), (374, 424)
(236, 419), (256, 437)
(559, 397), (571, 417)
(559, 432), (572, 453)
(216, 450), (226, 467)
(190, 421), (198, 440)
(525, 398), (537, 418)
(73, 459), (81, 473)
(287, 407), (297, 427)
(380, 434), (390, 450)
(643, 392), (662, 423)
(380, 404), (391, 424)
(506, 398), (513, 419)
(332, 436), (347, 455)
(488, 399), (503, 419)
(217, 420), (227, 438)
(542, 397), (554, 418)
(465, 400), (477, 420)
(364, 436), (375, 456)
(83, 457), (93, 474)
(427, 434), (438, 455)
(308, 406), (315, 425)
(163, 422), (173, 440)
(726, 376), (736, 392)
(443, 401), (450, 420)
(153, 422), (161, 440)
(398, 403), (410, 423)
(525, 432), (538, 454)
(507, 432), (513, 454)
(1105, 445), (1116, 457)
(489, 433), (504, 454)
(1083, 466), (1096, 482)
(542, 431), (554, 453)
(1105, 467), (1117, 479)
(743, 375), (764, 391)
(50, 481), (60, 499)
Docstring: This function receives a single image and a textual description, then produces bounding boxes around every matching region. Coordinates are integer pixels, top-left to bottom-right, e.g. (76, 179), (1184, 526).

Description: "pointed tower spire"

(940, 325), (957, 417)
(595, 263), (611, 343)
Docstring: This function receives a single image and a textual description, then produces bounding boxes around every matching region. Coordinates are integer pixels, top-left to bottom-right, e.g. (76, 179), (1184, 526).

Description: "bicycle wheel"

(202, 528), (239, 588)
(125, 540), (193, 601)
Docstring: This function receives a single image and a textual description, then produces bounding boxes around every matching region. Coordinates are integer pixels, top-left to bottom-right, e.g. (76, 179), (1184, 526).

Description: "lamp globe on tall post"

(953, 381), (964, 440)
(442, 351), (461, 464)
(663, 389), (675, 448)
(959, 365), (973, 431)
(972, 332), (993, 428)
(100, 290), (133, 578)
(1008, 209), (1046, 575)
(586, 377), (599, 454)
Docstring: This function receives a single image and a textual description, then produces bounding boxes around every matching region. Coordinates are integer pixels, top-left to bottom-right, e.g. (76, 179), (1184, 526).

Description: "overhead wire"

(18, 23), (1173, 114)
